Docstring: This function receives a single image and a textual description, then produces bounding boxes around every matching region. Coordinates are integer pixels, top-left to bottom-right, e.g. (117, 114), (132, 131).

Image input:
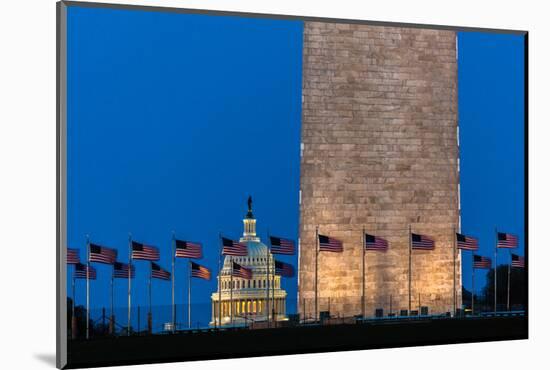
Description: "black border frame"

(56, 1), (529, 368)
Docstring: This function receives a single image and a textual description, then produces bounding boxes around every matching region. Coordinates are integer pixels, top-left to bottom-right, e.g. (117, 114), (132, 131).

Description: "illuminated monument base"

(298, 22), (461, 317)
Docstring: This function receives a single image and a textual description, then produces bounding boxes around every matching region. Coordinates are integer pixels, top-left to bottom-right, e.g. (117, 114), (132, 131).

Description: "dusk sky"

(457, 32), (525, 293)
(67, 6), (302, 328)
(67, 6), (524, 328)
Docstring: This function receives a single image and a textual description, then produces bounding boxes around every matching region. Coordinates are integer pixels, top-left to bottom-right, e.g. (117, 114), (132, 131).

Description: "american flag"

(113, 262), (135, 279)
(67, 248), (80, 264)
(473, 255), (492, 269)
(131, 241), (160, 261)
(411, 233), (435, 250)
(191, 262), (211, 280)
(151, 262), (171, 280)
(231, 261), (252, 279)
(269, 236), (295, 255)
(364, 234), (388, 251)
(318, 234), (343, 253)
(175, 239), (202, 259)
(274, 260), (294, 277)
(497, 232), (518, 248)
(456, 233), (479, 251)
(222, 237), (247, 256)
(511, 254), (525, 268)
(88, 243), (117, 264)
(74, 263), (96, 279)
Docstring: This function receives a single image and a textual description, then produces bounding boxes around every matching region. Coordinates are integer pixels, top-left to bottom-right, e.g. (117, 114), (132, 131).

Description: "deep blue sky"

(67, 7), (303, 328)
(67, 5), (525, 328)
(457, 32), (525, 294)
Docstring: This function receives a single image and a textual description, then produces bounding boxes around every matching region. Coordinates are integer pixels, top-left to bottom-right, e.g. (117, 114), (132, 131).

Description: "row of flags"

(72, 256), (294, 281)
(315, 229), (524, 317)
(215, 234), (297, 326)
(318, 232), (434, 252)
(68, 234), (298, 284)
(69, 230), (297, 337)
(71, 258), (194, 280)
(472, 254), (525, 270)
(68, 239), (211, 280)
(219, 235), (296, 276)
(317, 231), (523, 266)
(221, 236), (295, 257)
(70, 231), (522, 281)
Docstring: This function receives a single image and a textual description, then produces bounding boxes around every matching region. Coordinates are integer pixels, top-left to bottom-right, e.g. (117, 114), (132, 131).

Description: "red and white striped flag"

(365, 234), (389, 252)
(269, 236), (295, 255)
(113, 262), (135, 279)
(473, 255), (492, 269)
(131, 241), (160, 261)
(231, 261), (252, 279)
(74, 263), (96, 279)
(191, 262), (211, 280)
(411, 233), (435, 250)
(151, 262), (171, 280)
(67, 248), (80, 264)
(318, 234), (343, 252)
(497, 232), (518, 248)
(222, 237), (247, 256)
(456, 233), (479, 251)
(175, 239), (202, 259)
(511, 254), (525, 268)
(274, 260), (294, 277)
(89, 243), (117, 264)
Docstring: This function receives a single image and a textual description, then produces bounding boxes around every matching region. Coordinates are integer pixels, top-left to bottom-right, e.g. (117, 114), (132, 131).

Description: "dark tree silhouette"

(482, 264), (526, 311)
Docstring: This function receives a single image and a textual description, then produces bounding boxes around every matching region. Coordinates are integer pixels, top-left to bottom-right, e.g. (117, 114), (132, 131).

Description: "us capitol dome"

(210, 198), (287, 327)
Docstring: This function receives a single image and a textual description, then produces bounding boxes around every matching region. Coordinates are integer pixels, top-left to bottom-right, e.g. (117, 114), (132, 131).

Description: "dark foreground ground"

(66, 316), (527, 369)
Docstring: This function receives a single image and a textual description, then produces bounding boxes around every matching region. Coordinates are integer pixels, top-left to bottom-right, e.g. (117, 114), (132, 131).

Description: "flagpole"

(361, 227), (366, 319)
(111, 264), (114, 335)
(315, 226), (319, 322)
(72, 271), (76, 339)
(507, 249), (511, 311)
(408, 225), (412, 314)
(266, 229), (270, 325)
(218, 233), (222, 328)
(494, 228), (498, 313)
(471, 252), (475, 315)
(272, 251), (275, 323)
(188, 260), (192, 329)
(230, 256), (233, 327)
(86, 234), (90, 340)
(148, 262), (152, 334)
(128, 233), (132, 336)
(72, 269), (75, 317)
(171, 231), (175, 333)
(453, 227), (457, 317)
